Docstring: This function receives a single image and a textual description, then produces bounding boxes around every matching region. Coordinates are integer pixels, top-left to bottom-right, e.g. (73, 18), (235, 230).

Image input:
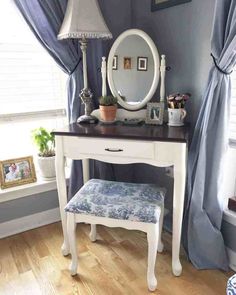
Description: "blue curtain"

(185, 0), (236, 270)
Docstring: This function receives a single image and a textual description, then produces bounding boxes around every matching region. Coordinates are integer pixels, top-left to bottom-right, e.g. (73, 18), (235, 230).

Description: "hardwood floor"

(0, 222), (232, 295)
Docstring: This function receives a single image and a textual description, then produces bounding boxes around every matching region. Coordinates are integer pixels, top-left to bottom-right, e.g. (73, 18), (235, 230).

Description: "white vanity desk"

(53, 122), (189, 276)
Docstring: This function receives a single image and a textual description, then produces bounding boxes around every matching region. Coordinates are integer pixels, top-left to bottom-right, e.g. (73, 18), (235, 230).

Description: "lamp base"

(77, 114), (98, 124)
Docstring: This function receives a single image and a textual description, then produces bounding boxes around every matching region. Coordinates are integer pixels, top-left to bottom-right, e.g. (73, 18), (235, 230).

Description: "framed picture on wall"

(137, 57), (148, 71)
(112, 55), (118, 70)
(151, 0), (192, 12)
(0, 156), (37, 189)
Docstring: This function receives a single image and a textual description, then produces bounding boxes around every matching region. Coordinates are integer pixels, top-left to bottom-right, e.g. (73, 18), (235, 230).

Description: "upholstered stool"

(227, 274), (236, 295)
(65, 179), (165, 291)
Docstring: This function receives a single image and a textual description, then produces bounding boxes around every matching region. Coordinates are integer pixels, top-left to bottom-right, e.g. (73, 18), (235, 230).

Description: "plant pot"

(99, 105), (117, 122)
(37, 156), (56, 180)
(168, 108), (187, 127)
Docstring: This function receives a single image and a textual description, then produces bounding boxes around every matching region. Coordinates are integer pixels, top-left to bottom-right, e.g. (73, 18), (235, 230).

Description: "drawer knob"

(105, 148), (123, 152)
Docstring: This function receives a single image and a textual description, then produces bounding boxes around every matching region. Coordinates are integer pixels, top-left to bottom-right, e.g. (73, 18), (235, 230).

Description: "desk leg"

(82, 159), (97, 241)
(172, 144), (186, 276)
(55, 136), (70, 256)
(82, 159), (90, 183)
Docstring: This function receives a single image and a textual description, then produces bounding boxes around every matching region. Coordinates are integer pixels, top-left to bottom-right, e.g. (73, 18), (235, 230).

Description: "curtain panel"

(185, 0), (236, 270)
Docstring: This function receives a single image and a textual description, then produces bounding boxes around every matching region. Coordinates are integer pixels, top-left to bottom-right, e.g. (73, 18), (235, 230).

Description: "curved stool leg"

(89, 224), (97, 242)
(157, 203), (164, 253)
(67, 213), (78, 276)
(147, 223), (159, 291)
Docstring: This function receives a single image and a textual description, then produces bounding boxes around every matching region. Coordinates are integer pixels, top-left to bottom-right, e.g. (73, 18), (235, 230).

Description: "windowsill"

(0, 168), (70, 204)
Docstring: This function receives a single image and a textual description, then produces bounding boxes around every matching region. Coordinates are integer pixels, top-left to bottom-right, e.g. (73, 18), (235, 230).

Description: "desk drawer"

(63, 137), (154, 159)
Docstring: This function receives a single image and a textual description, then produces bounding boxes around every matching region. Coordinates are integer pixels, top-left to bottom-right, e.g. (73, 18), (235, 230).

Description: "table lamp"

(58, 0), (112, 123)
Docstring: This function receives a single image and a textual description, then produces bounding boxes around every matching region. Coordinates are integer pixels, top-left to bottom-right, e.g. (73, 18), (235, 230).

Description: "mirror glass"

(107, 29), (159, 111)
(112, 35), (154, 105)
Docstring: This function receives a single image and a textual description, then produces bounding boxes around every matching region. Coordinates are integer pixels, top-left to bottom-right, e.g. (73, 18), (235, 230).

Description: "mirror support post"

(101, 57), (107, 97)
(160, 55), (166, 103)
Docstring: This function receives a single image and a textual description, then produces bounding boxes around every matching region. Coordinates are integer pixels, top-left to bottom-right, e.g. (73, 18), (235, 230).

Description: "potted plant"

(167, 93), (191, 126)
(31, 127), (56, 179)
(99, 95), (118, 122)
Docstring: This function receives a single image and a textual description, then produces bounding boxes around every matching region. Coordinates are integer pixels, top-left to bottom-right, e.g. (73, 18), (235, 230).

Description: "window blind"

(229, 70), (236, 141)
(0, 0), (67, 117)
(0, 42), (66, 116)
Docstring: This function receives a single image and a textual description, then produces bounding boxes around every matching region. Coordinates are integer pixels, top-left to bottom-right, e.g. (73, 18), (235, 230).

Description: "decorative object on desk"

(124, 57), (132, 69)
(167, 93), (190, 126)
(0, 156), (36, 189)
(123, 118), (144, 125)
(168, 109), (187, 127)
(137, 56), (148, 71)
(112, 55), (118, 70)
(99, 96), (118, 122)
(167, 93), (190, 109)
(57, 0), (112, 124)
(146, 102), (164, 125)
(151, 0), (192, 12)
(31, 127), (56, 180)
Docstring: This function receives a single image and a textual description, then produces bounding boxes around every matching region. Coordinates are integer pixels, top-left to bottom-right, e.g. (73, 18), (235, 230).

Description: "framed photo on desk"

(146, 102), (164, 125)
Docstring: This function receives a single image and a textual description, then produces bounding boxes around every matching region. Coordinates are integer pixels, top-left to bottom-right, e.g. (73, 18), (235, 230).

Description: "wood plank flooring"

(0, 222), (233, 295)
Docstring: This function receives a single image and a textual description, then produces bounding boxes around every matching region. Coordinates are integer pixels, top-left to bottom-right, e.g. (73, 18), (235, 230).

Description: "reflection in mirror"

(112, 35), (154, 104)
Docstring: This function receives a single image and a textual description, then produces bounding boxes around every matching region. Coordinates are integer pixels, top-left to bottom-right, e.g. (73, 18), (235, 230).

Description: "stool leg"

(67, 213), (78, 276)
(89, 224), (97, 242)
(147, 223), (159, 291)
(157, 203), (164, 253)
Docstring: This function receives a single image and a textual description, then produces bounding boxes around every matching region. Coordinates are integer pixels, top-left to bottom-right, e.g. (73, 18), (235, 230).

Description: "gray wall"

(131, 0), (215, 124)
(0, 190), (59, 223)
(99, 0), (132, 39)
(222, 220), (236, 252)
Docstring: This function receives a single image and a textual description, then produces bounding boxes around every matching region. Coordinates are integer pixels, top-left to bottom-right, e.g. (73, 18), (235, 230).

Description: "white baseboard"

(0, 207), (61, 239)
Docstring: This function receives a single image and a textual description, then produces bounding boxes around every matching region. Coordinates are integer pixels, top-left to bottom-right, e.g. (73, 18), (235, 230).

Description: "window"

(0, 0), (67, 159)
(229, 69), (236, 142)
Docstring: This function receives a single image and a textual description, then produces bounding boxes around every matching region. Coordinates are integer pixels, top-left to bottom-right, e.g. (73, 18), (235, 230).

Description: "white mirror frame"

(107, 29), (160, 111)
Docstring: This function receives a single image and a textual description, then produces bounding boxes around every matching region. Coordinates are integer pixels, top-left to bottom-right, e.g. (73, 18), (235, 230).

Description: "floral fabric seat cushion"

(227, 274), (236, 295)
(65, 179), (165, 224)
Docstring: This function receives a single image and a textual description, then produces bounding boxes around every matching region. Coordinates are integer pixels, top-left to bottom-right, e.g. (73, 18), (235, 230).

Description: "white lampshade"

(58, 0), (112, 40)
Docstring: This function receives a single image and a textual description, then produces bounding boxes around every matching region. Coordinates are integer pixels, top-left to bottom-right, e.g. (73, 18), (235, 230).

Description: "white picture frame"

(145, 102), (164, 125)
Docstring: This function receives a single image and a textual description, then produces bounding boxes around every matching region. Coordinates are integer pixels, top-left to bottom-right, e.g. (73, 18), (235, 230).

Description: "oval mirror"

(107, 29), (160, 111)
